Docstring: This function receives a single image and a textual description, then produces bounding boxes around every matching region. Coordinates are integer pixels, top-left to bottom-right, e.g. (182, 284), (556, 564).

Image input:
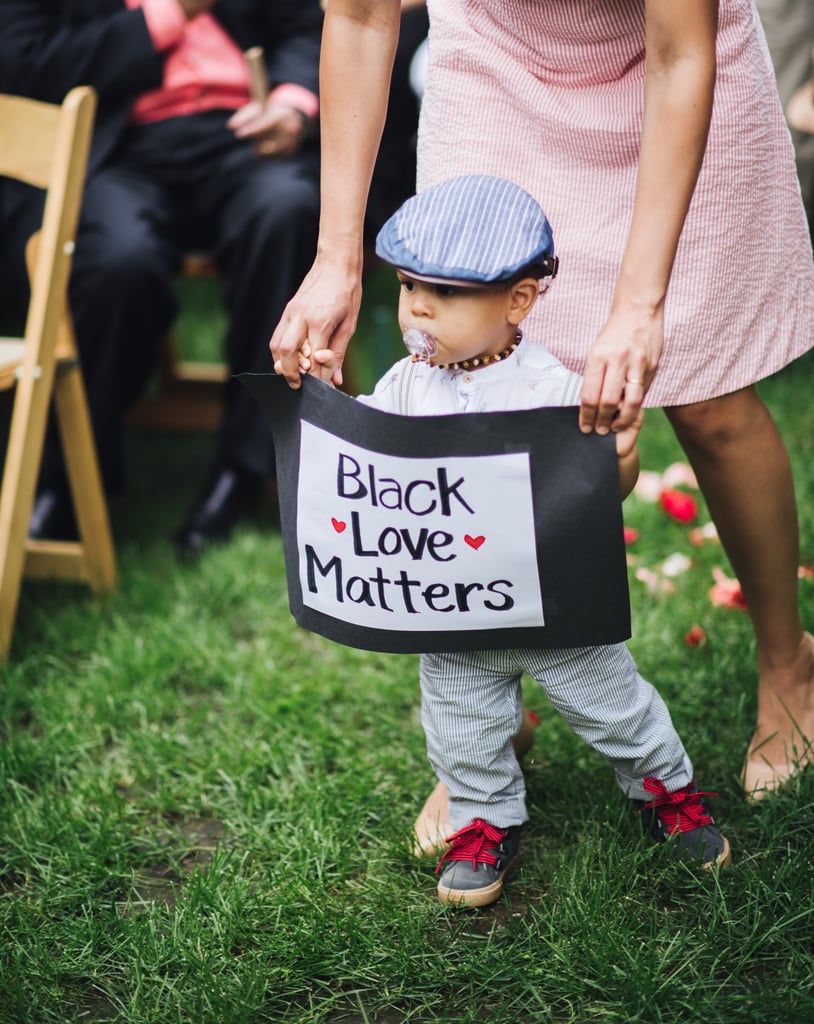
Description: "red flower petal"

(685, 624), (707, 647)
(659, 488), (698, 524)
(623, 526), (639, 545)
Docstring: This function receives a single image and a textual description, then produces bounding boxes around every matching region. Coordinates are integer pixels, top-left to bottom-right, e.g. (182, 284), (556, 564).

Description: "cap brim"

(393, 268), (495, 288)
(787, 80), (814, 134)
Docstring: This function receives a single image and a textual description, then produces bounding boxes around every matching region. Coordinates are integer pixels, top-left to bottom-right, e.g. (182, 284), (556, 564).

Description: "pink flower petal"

(662, 462), (699, 490)
(623, 526), (639, 545)
(688, 521), (719, 547)
(635, 567), (660, 591)
(634, 567), (676, 594)
(634, 471), (664, 502)
(709, 568), (747, 610)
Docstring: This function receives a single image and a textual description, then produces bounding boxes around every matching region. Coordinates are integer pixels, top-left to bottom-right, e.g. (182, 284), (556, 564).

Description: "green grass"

(2, 268), (814, 1023)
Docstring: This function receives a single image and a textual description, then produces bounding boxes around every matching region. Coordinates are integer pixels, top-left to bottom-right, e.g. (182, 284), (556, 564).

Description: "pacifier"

(402, 327), (438, 362)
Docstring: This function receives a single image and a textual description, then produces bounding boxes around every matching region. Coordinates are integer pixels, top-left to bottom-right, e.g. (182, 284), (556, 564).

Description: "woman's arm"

(270, 0), (402, 387)
(579, 0), (718, 435)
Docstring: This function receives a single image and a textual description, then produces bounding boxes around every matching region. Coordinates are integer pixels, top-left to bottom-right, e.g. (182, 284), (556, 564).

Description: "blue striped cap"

(375, 175), (556, 285)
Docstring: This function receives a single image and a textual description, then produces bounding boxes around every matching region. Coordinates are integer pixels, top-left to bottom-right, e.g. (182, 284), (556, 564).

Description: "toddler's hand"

(310, 348), (339, 384)
(615, 408), (644, 460)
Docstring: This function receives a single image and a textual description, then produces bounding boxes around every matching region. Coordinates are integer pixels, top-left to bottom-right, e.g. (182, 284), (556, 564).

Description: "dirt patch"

(128, 814), (226, 911)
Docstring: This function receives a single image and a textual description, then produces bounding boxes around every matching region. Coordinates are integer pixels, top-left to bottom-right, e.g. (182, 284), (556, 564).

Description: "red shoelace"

(435, 818), (506, 874)
(641, 777), (716, 834)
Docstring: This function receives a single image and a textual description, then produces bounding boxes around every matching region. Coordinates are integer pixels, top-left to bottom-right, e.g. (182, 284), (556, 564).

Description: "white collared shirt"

(358, 339), (583, 416)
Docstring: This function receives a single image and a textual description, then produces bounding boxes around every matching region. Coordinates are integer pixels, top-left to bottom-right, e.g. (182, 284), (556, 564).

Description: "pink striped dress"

(416, 0), (814, 405)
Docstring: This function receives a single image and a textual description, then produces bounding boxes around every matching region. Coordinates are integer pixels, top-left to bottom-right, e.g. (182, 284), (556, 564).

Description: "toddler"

(311, 175), (731, 908)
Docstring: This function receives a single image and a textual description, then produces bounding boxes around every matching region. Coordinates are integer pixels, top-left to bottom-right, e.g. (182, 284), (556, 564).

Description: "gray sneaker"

(436, 818), (521, 907)
(635, 778), (732, 869)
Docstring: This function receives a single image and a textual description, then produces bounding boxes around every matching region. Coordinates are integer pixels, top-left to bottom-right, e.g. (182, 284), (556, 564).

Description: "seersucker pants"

(420, 643), (693, 830)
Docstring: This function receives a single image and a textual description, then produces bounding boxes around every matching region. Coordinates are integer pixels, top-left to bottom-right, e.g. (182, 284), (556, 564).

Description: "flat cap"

(375, 174), (556, 285)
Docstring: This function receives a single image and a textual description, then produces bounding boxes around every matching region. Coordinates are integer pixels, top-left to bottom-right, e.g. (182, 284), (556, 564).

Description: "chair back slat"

(20, 88), (95, 365)
(0, 94), (63, 188)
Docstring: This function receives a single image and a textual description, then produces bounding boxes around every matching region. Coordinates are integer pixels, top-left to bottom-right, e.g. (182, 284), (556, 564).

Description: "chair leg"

(0, 362), (56, 659)
(53, 360), (116, 593)
(0, 348), (115, 659)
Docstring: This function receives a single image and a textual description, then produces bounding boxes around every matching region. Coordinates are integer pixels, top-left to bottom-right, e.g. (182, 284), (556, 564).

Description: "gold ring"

(625, 377), (644, 385)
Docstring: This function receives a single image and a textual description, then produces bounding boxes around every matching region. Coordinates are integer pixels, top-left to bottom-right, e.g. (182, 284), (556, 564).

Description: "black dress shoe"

(173, 464), (264, 560)
(28, 486), (78, 541)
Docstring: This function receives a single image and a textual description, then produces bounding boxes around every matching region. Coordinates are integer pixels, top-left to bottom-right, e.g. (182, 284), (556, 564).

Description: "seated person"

(0, 0), (322, 558)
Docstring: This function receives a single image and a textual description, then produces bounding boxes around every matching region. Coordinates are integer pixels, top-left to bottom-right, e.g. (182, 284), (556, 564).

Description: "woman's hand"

(578, 302), (662, 436)
(269, 251), (363, 389)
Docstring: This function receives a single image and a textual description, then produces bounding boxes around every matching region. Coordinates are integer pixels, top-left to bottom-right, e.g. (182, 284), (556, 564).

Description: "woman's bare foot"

(742, 632), (814, 800)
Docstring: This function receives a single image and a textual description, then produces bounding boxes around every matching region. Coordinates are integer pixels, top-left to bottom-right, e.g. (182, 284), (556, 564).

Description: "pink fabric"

(125, 0), (317, 124)
(418, 0), (814, 406)
(132, 0), (186, 52)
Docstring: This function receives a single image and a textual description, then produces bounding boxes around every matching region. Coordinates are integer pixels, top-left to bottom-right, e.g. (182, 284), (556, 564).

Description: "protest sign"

(241, 373), (630, 653)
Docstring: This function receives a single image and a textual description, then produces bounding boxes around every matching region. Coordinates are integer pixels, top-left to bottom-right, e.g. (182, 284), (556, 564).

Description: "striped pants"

(420, 644), (693, 830)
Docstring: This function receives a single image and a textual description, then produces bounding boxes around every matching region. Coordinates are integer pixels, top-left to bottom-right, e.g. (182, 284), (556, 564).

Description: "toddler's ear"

(507, 277), (540, 324)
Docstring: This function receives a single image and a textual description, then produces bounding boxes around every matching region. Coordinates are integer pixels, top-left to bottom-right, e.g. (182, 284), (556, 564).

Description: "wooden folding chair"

(0, 86), (115, 660)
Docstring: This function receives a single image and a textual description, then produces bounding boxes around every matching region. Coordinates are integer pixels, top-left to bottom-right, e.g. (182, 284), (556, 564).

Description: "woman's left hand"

(578, 303), (663, 436)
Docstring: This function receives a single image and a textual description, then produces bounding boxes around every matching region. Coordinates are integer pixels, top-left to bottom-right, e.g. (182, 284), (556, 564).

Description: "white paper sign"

(297, 421), (544, 631)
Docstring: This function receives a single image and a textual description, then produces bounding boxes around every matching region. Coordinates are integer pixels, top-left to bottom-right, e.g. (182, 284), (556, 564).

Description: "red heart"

(331, 518), (347, 533)
(464, 534), (485, 550)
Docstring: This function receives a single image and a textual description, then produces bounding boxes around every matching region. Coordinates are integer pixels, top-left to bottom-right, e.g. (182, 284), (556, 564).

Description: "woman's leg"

(665, 386), (814, 797)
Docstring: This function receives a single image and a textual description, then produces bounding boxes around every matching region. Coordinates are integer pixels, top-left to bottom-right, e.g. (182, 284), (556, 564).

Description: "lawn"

(1, 267), (813, 1023)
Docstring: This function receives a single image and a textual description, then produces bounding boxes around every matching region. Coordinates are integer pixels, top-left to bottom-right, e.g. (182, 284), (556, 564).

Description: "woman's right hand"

(269, 0), (403, 388)
(269, 251), (363, 389)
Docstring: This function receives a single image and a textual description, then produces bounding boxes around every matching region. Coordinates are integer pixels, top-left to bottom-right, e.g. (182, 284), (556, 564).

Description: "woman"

(271, 0), (814, 798)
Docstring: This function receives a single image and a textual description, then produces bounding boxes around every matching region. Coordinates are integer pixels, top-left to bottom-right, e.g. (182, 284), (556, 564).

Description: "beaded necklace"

(412, 331), (522, 371)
